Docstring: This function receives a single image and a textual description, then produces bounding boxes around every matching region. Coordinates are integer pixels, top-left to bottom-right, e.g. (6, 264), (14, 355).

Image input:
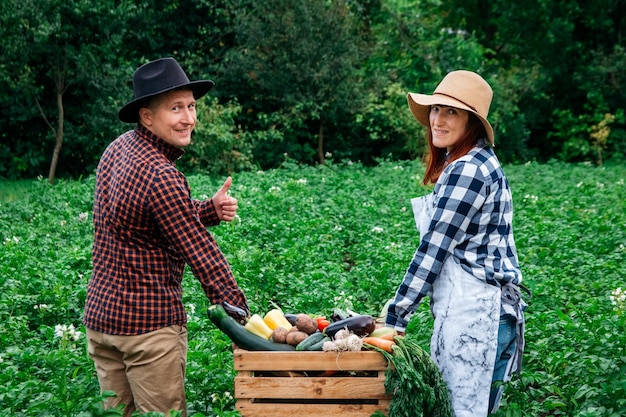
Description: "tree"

(222, 0), (366, 165)
(0, 0), (133, 182)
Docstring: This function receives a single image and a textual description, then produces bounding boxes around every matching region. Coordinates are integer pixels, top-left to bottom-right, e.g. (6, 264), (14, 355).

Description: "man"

(83, 57), (249, 416)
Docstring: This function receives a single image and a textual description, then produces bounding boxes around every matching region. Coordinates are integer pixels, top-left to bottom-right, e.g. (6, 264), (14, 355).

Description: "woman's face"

(429, 105), (469, 152)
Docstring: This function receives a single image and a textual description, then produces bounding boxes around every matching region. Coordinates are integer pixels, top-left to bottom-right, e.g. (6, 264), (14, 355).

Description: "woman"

(384, 70), (526, 417)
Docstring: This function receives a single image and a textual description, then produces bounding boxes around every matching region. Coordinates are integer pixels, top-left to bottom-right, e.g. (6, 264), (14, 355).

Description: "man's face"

(139, 89), (197, 148)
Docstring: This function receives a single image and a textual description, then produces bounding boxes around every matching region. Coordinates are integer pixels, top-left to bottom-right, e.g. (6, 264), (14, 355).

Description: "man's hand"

(213, 177), (238, 222)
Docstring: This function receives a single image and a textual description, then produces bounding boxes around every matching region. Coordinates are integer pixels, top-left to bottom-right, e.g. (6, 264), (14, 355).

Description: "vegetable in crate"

(271, 326), (289, 344)
(207, 304), (295, 351)
(296, 332), (329, 351)
(295, 313), (318, 335)
(263, 309), (293, 331)
(286, 327), (309, 346)
(377, 336), (453, 417)
(244, 314), (273, 339)
(322, 329), (363, 352)
(323, 314), (376, 338)
(315, 317), (331, 332)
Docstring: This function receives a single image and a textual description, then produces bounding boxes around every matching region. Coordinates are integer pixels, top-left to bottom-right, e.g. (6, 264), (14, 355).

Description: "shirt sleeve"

(386, 160), (487, 331)
(149, 168), (249, 312)
(193, 199), (221, 227)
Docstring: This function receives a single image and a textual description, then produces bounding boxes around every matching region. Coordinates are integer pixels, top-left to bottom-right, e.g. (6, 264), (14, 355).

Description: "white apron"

(411, 194), (500, 417)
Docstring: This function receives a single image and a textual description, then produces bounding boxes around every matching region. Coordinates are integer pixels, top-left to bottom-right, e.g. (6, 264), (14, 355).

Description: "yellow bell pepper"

(244, 314), (273, 339)
(263, 309), (293, 331)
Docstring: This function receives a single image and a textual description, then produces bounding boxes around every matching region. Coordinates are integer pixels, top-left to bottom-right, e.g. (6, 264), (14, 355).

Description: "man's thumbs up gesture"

(212, 176), (238, 222)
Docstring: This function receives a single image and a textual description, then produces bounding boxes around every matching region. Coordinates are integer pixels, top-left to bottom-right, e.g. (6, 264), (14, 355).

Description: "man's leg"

(119, 325), (189, 416)
(86, 328), (136, 417)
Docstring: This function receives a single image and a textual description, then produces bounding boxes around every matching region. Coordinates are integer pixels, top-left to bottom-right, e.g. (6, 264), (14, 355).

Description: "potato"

(271, 326), (289, 344)
(286, 330), (309, 346)
(295, 313), (318, 335)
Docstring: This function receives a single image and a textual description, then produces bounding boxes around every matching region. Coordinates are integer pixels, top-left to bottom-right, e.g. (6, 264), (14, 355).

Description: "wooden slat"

(232, 349), (392, 417)
(235, 401), (390, 417)
(235, 375), (388, 399)
(233, 349), (390, 371)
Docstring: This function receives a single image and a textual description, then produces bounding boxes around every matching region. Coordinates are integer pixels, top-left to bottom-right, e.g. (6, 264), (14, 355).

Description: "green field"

(1, 160), (625, 416)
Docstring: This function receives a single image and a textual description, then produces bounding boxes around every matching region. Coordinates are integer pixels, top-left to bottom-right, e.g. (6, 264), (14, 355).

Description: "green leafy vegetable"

(376, 337), (453, 417)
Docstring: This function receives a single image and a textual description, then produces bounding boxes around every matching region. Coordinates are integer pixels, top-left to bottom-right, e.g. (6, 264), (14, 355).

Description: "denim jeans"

(488, 317), (517, 414)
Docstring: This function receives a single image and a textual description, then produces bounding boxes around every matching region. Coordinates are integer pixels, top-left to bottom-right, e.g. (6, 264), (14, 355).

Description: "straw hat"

(407, 70), (494, 145)
(118, 57), (215, 123)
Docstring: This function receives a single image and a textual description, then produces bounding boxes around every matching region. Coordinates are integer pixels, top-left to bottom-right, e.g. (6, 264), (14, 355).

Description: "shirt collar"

(136, 126), (185, 162)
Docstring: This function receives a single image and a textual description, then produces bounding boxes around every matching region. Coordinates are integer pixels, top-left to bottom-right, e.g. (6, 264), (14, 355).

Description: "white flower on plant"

(576, 181), (584, 188)
(224, 391), (233, 400)
(610, 288), (626, 314)
(54, 324), (82, 341)
(185, 303), (197, 322)
(34, 304), (50, 310)
(4, 236), (19, 245)
(296, 178), (307, 185)
(78, 212), (89, 222)
(610, 288), (625, 304)
(371, 226), (384, 233)
(385, 242), (401, 251)
(393, 165), (404, 171)
(60, 220), (67, 227)
(596, 182), (605, 189)
(617, 179), (624, 185)
(325, 152), (332, 158)
(269, 186), (281, 193)
(524, 194), (538, 203)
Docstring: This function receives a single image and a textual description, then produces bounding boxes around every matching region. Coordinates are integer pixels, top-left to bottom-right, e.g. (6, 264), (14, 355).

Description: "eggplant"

(323, 314), (376, 338)
(284, 313), (299, 326)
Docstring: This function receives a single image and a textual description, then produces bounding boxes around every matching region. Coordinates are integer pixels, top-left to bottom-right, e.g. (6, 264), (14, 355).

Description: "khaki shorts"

(86, 325), (188, 417)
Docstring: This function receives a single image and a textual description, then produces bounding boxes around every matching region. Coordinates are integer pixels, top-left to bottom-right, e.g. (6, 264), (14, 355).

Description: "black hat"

(118, 57), (215, 123)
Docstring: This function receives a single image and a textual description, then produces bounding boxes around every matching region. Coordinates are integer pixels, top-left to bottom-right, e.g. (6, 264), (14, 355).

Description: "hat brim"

(118, 80), (215, 123)
(407, 92), (494, 145)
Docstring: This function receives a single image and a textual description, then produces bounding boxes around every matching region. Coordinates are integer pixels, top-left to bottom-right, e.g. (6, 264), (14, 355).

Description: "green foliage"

(1, 0), (625, 178)
(222, 0), (366, 165)
(178, 96), (256, 176)
(1, 156), (625, 415)
(550, 106), (625, 165)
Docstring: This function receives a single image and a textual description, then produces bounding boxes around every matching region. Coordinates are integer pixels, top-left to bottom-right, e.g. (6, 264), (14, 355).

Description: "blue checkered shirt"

(386, 141), (522, 331)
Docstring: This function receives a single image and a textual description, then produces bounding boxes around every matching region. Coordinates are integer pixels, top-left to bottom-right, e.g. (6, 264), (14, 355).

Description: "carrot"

(363, 336), (396, 353)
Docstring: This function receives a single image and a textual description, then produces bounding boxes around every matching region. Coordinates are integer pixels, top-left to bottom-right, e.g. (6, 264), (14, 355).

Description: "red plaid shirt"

(83, 127), (248, 335)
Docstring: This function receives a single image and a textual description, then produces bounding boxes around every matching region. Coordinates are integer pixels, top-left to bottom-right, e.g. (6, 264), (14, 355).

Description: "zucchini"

(323, 314), (376, 338)
(295, 331), (326, 351)
(307, 335), (331, 351)
(207, 304), (295, 351)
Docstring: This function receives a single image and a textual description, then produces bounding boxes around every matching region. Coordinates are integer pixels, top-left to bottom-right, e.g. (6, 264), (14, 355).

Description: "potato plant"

(0, 160), (624, 416)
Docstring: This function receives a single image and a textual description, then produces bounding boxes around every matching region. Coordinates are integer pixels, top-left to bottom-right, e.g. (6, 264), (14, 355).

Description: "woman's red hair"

(422, 112), (487, 185)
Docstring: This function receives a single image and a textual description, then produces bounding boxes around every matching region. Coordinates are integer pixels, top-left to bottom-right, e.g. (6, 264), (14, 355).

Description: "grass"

(0, 159), (624, 416)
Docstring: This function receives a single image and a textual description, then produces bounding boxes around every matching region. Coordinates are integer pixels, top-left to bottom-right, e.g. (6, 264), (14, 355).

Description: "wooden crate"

(233, 348), (392, 417)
